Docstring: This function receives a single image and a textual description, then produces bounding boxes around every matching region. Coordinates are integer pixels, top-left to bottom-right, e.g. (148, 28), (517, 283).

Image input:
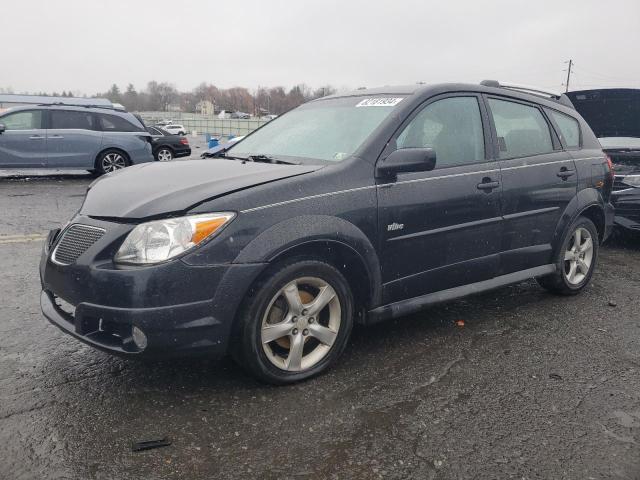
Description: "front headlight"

(621, 175), (640, 188)
(114, 212), (235, 265)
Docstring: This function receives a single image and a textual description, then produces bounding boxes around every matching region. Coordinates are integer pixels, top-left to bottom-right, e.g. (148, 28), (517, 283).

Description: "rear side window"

(548, 110), (581, 149)
(396, 96), (485, 168)
(99, 114), (143, 132)
(50, 110), (94, 130)
(488, 98), (553, 159)
(1, 110), (43, 130)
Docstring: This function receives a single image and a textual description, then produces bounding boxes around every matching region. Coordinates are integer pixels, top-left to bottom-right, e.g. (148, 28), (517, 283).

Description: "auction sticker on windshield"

(356, 97), (404, 107)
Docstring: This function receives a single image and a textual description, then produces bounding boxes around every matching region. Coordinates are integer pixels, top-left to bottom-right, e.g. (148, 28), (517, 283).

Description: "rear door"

(46, 109), (103, 168)
(377, 93), (503, 305)
(486, 96), (577, 274)
(0, 109), (47, 167)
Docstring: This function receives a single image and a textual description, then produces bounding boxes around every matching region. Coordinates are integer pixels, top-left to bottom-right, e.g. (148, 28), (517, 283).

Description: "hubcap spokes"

(261, 277), (340, 372)
(158, 149), (172, 161)
(563, 227), (593, 285)
(102, 153), (125, 172)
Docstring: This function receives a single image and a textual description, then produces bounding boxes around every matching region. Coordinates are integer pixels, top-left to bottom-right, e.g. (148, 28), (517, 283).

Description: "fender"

(233, 215), (382, 306)
(552, 187), (605, 254)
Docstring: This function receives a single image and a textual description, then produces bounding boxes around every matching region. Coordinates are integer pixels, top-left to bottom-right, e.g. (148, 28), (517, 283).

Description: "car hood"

(81, 159), (321, 219)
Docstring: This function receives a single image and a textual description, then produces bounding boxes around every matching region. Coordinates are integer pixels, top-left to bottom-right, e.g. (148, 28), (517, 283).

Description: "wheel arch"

(233, 215), (382, 312)
(552, 187), (606, 255)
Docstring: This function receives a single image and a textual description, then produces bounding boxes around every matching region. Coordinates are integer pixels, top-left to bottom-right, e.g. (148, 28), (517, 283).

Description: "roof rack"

(0, 94), (124, 110)
(35, 102), (125, 111)
(480, 80), (575, 108)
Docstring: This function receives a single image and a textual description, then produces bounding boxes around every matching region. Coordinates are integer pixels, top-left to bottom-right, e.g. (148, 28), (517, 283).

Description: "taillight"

(180, 137), (189, 145)
(606, 155), (615, 179)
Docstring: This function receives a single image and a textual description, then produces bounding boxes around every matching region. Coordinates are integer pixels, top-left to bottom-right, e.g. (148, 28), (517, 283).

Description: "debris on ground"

(455, 320), (465, 327)
(608, 300), (618, 307)
(132, 438), (172, 452)
(549, 373), (563, 381)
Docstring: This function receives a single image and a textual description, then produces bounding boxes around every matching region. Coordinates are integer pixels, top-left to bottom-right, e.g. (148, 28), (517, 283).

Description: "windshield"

(228, 95), (405, 162)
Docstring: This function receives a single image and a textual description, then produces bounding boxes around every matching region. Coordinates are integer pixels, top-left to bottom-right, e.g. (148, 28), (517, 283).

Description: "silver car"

(0, 105), (154, 174)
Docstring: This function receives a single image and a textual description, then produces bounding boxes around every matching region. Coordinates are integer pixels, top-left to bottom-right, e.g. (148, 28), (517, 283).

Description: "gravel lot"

(1, 175), (639, 480)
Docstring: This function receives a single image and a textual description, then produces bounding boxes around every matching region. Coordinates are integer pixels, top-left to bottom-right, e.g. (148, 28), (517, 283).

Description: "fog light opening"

(132, 326), (148, 350)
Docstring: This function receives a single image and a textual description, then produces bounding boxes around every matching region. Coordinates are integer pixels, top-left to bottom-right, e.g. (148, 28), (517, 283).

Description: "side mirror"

(0, 123), (6, 134)
(375, 148), (437, 179)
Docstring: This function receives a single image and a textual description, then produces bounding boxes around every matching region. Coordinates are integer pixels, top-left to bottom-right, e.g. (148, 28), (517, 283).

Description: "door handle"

(49, 135), (65, 139)
(557, 168), (575, 180)
(477, 178), (500, 191)
(29, 135), (45, 140)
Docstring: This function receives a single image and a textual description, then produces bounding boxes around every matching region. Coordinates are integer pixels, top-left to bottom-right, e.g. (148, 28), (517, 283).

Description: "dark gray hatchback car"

(0, 104), (153, 173)
(40, 81), (615, 384)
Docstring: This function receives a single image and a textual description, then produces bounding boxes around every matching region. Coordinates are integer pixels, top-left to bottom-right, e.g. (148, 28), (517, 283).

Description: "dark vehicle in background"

(230, 111), (251, 119)
(0, 102), (153, 174)
(41, 81), (614, 384)
(147, 126), (191, 161)
(568, 89), (640, 233)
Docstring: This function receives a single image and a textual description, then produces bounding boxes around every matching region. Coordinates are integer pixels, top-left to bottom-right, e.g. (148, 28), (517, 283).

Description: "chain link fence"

(138, 112), (268, 139)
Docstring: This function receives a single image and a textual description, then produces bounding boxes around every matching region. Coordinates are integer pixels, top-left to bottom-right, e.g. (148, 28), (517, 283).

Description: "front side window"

(396, 96), (485, 168)
(100, 114), (142, 132)
(1, 110), (43, 130)
(488, 98), (553, 159)
(229, 95), (405, 163)
(50, 110), (94, 130)
(549, 110), (581, 149)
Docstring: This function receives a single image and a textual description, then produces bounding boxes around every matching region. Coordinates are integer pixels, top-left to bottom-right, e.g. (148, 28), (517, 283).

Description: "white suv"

(162, 124), (186, 135)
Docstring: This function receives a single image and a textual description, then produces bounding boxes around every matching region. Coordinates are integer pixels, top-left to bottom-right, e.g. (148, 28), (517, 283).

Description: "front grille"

(52, 224), (105, 265)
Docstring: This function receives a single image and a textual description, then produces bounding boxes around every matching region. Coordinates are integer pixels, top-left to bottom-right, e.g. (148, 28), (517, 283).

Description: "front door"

(46, 109), (103, 168)
(377, 94), (503, 305)
(485, 97), (578, 274)
(0, 109), (47, 167)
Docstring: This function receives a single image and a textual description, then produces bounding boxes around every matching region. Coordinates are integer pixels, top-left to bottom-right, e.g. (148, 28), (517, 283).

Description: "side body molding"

(233, 215), (382, 307)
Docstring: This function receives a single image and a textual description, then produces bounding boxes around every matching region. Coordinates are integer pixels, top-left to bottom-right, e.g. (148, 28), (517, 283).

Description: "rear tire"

(95, 149), (129, 175)
(155, 147), (174, 162)
(232, 259), (354, 385)
(537, 216), (599, 295)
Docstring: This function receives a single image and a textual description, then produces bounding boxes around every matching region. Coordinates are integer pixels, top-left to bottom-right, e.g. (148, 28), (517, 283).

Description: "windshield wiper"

(245, 154), (299, 165)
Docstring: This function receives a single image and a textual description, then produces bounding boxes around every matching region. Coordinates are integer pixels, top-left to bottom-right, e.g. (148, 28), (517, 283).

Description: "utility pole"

(564, 59), (573, 93)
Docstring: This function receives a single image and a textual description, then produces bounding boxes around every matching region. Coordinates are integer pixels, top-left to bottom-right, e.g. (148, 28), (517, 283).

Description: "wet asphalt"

(1, 175), (639, 480)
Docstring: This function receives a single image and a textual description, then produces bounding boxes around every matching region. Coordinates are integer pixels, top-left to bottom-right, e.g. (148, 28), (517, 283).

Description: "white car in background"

(162, 124), (186, 135)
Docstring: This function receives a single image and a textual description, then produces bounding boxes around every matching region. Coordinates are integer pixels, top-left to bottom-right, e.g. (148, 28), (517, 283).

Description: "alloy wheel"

(563, 227), (594, 285)
(157, 149), (173, 161)
(261, 277), (341, 372)
(101, 153), (126, 172)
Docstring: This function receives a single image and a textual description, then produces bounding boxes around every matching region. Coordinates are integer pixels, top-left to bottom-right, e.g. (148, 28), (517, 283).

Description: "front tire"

(233, 259), (354, 384)
(537, 216), (599, 295)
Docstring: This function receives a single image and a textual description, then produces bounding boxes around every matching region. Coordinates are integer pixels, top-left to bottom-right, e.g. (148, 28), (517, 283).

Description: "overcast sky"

(2, 0), (639, 95)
